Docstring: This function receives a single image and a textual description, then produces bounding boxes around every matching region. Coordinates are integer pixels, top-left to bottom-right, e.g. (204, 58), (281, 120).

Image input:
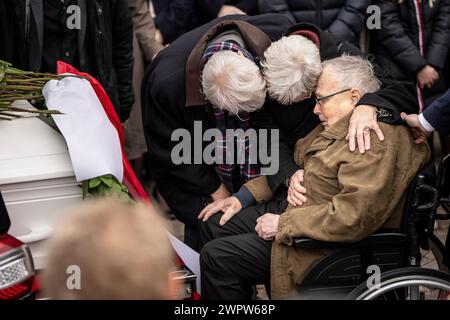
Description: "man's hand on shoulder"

(347, 105), (385, 154)
(217, 5), (246, 17)
(401, 112), (432, 144)
(287, 169), (307, 207)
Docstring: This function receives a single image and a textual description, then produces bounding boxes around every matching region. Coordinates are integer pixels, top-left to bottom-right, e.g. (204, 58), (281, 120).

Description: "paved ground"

(420, 214), (449, 271)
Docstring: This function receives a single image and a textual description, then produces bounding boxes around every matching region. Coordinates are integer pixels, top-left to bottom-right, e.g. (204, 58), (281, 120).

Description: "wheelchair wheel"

(346, 267), (450, 300)
(425, 235), (449, 273)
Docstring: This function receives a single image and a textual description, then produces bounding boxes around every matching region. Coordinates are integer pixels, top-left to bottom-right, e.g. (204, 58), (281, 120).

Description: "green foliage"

(82, 174), (131, 201)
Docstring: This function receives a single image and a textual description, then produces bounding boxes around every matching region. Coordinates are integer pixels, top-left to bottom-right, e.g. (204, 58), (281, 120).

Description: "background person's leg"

(200, 233), (272, 300)
(155, 178), (211, 252)
(184, 223), (201, 251)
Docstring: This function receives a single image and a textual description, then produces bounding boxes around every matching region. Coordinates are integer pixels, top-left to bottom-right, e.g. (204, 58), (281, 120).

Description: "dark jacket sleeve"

(258, 0), (296, 23)
(251, 104), (300, 193)
(357, 78), (419, 122)
(197, 0), (259, 17)
(112, 0), (134, 122)
(267, 129), (300, 191)
(153, 0), (196, 44)
(197, 0), (225, 17)
(141, 58), (222, 196)
(423, 89), (450, 135)
(426, 0), (450, 70)
(228, 0), (259, 15)
(327, 0), (369, 43)
(374, 0), (427, 74)
(337, 40), (420, 121)
(0, 0), (26, 67)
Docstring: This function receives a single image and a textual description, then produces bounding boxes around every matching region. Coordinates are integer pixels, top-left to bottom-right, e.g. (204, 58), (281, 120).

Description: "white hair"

(201, 51), (266, 114)
(322, 55), (381, 94)
(262, 35), (322, 105)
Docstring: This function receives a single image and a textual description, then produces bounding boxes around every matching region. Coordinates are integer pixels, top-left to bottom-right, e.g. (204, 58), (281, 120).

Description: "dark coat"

(258, 0), (369, 45)
(263, 23), (421, 194)
(152, 0), (259, 44)
(371, 0), (450, 104)
(141, 14), (293, 229)
(423, 89), (450, 135)
(0, 0), (134, 122)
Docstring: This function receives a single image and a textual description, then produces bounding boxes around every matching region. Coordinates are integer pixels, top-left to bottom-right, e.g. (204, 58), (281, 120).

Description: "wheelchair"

(294, 155), (450, 300)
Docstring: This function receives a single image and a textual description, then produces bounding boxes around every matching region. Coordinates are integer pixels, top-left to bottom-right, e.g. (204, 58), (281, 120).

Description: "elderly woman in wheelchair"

(197, 55), (450, 300)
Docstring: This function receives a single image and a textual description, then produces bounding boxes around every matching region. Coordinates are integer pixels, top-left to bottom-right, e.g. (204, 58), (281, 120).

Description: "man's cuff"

(275, 213), (293, 246)
(234, 186), (255, 209)
(418, 113), (435, 133)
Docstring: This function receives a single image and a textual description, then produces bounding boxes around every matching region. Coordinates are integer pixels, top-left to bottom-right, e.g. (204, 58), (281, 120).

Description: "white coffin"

(0, 110), (83, 269)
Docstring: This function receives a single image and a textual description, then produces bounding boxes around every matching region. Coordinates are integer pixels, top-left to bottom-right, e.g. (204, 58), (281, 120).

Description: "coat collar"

(319, 111), (353, 141)
(284, 23), (340, 61)
(300, 112), (352, 163)
(185, 20), (272, 107)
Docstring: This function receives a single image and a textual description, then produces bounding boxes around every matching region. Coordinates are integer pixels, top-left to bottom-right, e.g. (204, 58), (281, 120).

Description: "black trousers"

(156, 175), (213, 252)
(200, 199), (287, 300)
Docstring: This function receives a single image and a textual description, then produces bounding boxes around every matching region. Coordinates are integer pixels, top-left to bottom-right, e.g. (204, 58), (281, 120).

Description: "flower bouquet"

(0, 60), (66, 120)
(0, 60), (130, 200)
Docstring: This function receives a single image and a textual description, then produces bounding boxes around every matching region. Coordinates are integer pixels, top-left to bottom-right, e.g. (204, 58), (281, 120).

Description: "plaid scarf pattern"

(201, 41), (261, 192)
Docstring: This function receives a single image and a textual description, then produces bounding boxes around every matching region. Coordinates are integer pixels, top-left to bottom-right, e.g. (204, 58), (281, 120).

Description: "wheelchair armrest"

(293, 232), (408, 249)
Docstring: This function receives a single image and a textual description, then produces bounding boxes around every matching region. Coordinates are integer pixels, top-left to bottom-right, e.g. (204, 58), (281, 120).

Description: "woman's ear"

(350, 88), (362, 105)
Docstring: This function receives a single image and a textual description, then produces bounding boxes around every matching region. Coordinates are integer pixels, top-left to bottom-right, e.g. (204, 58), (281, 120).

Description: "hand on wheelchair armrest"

(293, 231), (408, 249)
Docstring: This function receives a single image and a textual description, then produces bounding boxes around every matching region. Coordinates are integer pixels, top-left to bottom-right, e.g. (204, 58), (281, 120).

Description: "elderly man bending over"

(199, 56), (430, 300)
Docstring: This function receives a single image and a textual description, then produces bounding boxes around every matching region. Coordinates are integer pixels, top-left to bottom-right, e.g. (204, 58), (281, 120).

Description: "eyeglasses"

(314, 88), (351, 107)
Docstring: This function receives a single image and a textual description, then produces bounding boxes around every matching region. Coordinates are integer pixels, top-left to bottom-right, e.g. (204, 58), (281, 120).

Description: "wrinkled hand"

(347, 105), (385, 153)
(198, 196), (242, 225)
(217, 5), (246, 17)
(400, 112), (432, 144)
(211, 183), (231, 202)
(287, 169), (307, 207)
(417, 65), (439, 89)
(255, 213), (280, 240)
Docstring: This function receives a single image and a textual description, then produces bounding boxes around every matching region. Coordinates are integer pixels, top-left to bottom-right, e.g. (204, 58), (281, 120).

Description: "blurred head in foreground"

(43, 200), (179, 300)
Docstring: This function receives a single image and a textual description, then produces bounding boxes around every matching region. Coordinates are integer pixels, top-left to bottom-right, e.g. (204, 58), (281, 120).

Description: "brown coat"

(124, 0), (163, 160)
(244, 112), (430, 299)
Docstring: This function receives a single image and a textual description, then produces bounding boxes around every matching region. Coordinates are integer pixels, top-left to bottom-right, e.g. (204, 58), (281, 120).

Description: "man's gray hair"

(202, 51), (266, 114)
(322, 55), (381, 94)
(262, 35), (322, 105)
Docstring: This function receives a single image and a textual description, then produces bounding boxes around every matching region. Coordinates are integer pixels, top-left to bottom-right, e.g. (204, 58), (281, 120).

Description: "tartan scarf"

(201, 41), (261, 192)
